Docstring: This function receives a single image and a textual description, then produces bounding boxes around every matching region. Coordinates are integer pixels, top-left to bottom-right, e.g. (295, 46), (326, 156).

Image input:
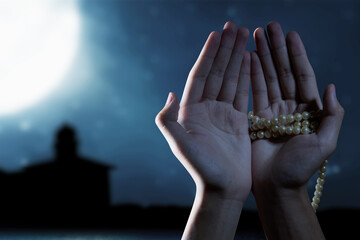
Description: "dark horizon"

(0, 123), (357, 240)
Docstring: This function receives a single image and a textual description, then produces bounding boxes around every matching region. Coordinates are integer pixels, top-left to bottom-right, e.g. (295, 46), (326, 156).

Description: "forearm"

(182, 186), (244, 240)
(254, 185), (325, 240)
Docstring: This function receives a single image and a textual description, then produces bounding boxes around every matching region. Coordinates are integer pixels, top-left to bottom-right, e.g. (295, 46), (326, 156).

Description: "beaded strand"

(311, 159), (328, 212)
(248, 110), (326, 213)
(247, 110), (322, 140)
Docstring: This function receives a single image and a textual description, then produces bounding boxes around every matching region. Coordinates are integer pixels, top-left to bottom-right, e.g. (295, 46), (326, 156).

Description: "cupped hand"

(250, 22), (344, 191)
(156, 22), (252, 202)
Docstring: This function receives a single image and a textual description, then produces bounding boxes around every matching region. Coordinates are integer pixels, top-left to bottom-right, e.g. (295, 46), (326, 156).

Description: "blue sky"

(0, 0), (358, 210)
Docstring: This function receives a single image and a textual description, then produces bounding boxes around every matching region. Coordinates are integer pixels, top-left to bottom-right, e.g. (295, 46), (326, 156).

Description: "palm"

(251, 101), (324, 188)
(180, 100), (247, 137)
(156, 22), (252, 201)
(178, 100), (251, 191)
(250, 23), (328, 189)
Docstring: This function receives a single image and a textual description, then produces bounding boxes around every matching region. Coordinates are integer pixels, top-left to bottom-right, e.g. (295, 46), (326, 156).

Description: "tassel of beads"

(247, 110), (326, 213)
(312, 159), (328, 212)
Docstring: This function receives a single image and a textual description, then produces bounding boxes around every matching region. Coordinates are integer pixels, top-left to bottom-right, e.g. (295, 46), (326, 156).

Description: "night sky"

(0, 0), (359, 210)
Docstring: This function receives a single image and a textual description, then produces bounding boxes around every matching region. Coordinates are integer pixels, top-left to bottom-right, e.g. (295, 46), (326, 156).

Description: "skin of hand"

(250, 21), (344, 239)
(156, 22), (251, 240)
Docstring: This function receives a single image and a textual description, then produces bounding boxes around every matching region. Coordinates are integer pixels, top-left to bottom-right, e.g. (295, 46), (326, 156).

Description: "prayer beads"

(248, 110), (326, 213)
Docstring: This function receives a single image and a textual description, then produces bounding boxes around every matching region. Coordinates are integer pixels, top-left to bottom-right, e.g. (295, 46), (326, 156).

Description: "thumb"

(155, 92), (188, 157)
(316, 84), (345, 156)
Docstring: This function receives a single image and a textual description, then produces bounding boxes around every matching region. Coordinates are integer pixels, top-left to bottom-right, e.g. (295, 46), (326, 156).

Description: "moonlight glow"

(0, 0), (80, 115)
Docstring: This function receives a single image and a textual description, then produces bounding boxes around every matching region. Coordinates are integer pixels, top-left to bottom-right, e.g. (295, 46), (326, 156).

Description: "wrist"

(182, 183), (245, 240)
(195, 181), (250, 204)
(253, 179), (314, 215)
(253, 184), (309, 206)
(253, 185), (325, 240)
(194, 187), (245, 215)
(254, 185), (312, 219)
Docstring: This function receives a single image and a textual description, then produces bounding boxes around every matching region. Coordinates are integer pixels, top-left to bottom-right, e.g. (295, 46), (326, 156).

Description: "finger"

(234, 51), (251, 113)
(250, 51), (269, 112)
(202, 21), (238, 100)
(218, 27), (249, 103)
(254, 27), (282, 104)
(286, 31), (322, 107)
(156, 92), (189, 159)
(267, 22), (297, 100)
(181, 31), (221, 106)
(316, 84), (344, 158)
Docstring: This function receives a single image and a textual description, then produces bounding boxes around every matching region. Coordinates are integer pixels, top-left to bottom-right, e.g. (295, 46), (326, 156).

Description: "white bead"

(314, 190), (322, 198)
(311, 202), (318, 209)
(316, 184), (323, 191)
(318, 172), (326, 179)
(257, 131), (265, 139)
(279, 125), (286, 135)
(323, 160), (328, 166)
(271, 117), (279, 125)
(285, 126), (293, 135)
(279, 114), (287, 123)
(294, 113), (302, 121)
(287, 114), (295, 123)
(271, 125), (279, 132)
(317, 178), (325, 185)
(250, 132), (257, 140)
(302, 111), (310, 120)
(252, 116), (260, 124)
(301, 126), (310, 134)
(320, 166), (327, 173)
(293, 121), (301, 127)
(258, 121), (265, 129)
(302, 120), (310, 127)
(248, 111), (254, 120)
(312, 197), (320, 204)
(293, 126), (301, 135)
(264, 119), (272, 128)
(264, 130), (272, 138)
(251, 124), (258, 131)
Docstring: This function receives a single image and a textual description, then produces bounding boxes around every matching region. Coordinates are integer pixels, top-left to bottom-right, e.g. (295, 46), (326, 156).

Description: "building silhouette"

(0, 125), (112, 227)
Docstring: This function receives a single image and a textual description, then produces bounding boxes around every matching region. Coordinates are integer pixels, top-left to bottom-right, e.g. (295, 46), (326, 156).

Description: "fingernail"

(223, 21), (231, 29)
(223, 22), (227, 29)
(166, 92), (173, 105)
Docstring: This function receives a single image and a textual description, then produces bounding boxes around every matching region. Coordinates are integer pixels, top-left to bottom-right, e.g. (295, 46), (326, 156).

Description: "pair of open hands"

(156, 21), (344, 205)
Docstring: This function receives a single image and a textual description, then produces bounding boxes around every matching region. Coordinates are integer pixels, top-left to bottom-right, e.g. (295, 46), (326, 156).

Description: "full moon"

(0, 0), (80, 115)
